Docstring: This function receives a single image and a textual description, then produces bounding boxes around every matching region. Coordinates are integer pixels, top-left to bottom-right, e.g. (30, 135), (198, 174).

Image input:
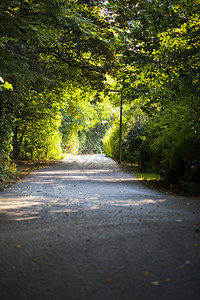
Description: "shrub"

(103, 124), (120, 159)
(142, 102), (200, 194)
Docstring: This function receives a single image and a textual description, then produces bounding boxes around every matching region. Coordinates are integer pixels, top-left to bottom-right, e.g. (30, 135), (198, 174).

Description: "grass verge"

(120, 162), (178, 195)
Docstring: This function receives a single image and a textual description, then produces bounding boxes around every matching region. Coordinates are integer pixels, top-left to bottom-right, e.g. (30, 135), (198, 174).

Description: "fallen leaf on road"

(185, 202), (190, 206)
(14, 245), (21, 248)
(146, 250), (151, 254)
(144, 284), (149, 288)
(82, 247), (87, 251)
(151, 281), (160, 286)
(43, 256), (47, 260)
(120, 265), (125, 269)
(111, 245), (115, 249)
(180, 264), (185, 269)
(75, 221), (79, 224)
(41, 237), (46, 241)
(144, 272), (150, 276)
(106, 278), (112, 283)
(164, 278), (171, 283)
(119, 210), (122, 213)
(76, 264), (81, 267)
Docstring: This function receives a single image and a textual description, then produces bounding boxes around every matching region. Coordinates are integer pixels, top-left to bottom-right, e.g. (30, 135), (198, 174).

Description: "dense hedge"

(103, 104), (200, 195)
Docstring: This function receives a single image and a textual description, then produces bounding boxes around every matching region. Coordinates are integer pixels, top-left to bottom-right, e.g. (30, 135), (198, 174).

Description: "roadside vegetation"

(1, 0), (199, 195)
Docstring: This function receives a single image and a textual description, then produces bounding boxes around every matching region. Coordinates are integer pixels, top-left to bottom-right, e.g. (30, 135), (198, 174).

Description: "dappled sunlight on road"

(0, 155), (200, 300)
(0, 190), (171, 223)
(0, 154), (195, 224)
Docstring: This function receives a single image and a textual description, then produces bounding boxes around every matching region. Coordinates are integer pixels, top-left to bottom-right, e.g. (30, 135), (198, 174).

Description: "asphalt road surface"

(0, 154), (200, 300)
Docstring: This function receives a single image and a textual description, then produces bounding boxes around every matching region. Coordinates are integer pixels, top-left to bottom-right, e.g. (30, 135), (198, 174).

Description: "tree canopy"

(1, 0), (200, 194)
(102, 0), (200, 194)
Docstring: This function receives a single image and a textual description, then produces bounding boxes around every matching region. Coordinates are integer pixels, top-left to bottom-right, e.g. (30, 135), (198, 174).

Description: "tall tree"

(102, 0), (200, 193)
(0, 0), (115, 160)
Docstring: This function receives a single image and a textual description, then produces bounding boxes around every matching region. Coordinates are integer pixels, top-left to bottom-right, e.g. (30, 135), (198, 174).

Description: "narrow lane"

(0, 154), (200, 300)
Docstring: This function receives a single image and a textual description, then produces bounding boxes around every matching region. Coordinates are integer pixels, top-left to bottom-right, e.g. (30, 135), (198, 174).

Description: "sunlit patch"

(52, 209), (79, 213)
(0, 154), (170, 222)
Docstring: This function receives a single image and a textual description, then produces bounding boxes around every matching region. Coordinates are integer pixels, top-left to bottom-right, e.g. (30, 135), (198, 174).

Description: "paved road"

(0, 154), (200, 300)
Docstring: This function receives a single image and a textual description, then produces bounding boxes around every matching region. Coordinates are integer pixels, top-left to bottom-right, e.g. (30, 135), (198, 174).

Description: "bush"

(123, 123), (144, 163)
(103, 124), (120, 159)
(79, 124), (107, 154)
(141, 102), (200, 194)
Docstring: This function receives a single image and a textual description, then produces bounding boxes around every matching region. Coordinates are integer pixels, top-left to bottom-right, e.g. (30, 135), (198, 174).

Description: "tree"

(0, 0), (115, 160)
(60, 87), (115, 154)
(102, 0), (200, 194)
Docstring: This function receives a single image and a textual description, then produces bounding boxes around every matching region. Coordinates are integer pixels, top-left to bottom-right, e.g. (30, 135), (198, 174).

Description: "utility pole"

(106, 89), (123, 164)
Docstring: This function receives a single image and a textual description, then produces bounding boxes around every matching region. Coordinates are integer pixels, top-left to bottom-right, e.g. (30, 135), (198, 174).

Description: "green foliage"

(79, 123), (108, 154)
(1, 0), (200, 195)
(138, 7), (200, 194)
(0, 0), (116, 176)
(122, 123), (144, 163)
(0, 160), (16, 190)
(103, 116), (128, 159)
(142, 101), (200, 194)
(134, 172), (161, 181)
(102, 0), (200, 194)
(0, 77), (15, 188)
(60, 88), (115, 154)
(19, 114), (63, 160)
(103, 124), (119, 158)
